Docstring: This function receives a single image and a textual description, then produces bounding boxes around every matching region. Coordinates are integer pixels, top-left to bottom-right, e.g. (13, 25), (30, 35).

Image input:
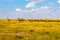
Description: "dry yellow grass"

(0, 19), (60, 40)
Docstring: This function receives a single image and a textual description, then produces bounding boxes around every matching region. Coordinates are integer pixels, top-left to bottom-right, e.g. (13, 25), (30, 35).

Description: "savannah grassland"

(0, 19), (60, 40)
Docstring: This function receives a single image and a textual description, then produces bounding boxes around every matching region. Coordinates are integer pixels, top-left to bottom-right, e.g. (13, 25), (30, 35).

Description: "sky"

(0, 0), (60, 19)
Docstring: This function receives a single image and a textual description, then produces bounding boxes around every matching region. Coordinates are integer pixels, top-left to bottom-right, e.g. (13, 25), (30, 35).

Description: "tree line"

(0, 18), (60, 22)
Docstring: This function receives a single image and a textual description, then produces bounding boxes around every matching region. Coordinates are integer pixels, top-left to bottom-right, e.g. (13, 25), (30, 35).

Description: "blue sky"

(0, 0), (60, 19)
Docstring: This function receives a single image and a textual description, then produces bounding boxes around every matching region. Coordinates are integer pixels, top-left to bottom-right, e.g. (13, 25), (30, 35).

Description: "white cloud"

(18, 5), (55, 16)
(40, 6), (49, 9)
(25, 1), (36, 8)
(25, 0), (45, 9)
(16, 8), (23, 12)
(58, 0), (60, 3)
(36, 6), (50, 13)
(17, 5), (50, 13)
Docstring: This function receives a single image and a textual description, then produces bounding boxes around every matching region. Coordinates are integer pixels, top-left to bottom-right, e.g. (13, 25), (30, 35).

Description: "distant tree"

(7, 18), (10, 21)
(28, 18), (34, 22)
(18, 18), (21, 22)
(18, 18), (24, 22)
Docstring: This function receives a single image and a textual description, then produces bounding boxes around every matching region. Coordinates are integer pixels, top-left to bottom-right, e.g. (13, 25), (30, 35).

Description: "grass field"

(0, 19), (60, 40)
